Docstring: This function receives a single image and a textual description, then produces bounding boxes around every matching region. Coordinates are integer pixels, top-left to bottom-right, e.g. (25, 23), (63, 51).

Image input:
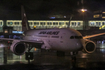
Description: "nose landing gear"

(70, 52), (78, 67)
(70, 52), (78, 61)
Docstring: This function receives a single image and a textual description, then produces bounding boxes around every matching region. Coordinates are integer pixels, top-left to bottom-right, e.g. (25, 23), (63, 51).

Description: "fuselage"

(23, 28), (84, 52)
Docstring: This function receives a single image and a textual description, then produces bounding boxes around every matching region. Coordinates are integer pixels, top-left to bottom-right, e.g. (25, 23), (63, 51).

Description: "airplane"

(0, 6), (105, 60)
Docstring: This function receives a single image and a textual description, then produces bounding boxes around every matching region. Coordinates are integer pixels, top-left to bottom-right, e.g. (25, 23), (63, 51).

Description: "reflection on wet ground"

(1, 43), (105, 70)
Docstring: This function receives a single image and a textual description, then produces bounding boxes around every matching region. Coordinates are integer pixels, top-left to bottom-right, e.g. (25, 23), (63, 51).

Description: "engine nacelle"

(82, 39), (96, 53)
(10, 40), (27, 55)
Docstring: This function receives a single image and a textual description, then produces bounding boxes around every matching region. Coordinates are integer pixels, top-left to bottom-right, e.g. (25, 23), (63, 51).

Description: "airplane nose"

(75, 40), (83, 50)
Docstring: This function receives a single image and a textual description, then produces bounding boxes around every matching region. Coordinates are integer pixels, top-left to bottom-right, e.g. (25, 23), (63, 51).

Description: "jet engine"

(10, 40), (27, 55)
(82, 39), (96, 53)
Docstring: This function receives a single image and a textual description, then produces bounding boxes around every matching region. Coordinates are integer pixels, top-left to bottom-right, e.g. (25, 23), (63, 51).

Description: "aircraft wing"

(0, 38), (44, 44)
(83, 33), (105, 39)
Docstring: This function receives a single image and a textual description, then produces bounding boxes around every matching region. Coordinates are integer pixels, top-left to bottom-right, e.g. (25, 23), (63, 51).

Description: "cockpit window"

(75, 36), (83, 39)
(70, 36), (82, 39)
(70, 36), (74, 39)
(78, 36), (83, 39)
(75, 36), (78, 39)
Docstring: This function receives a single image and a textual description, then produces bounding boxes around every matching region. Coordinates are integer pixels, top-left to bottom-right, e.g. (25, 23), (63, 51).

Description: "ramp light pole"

(80, 9), (87, 30)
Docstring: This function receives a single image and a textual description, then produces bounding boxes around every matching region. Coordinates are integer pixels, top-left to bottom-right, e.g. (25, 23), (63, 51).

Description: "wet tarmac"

(1, 43), (105, 70)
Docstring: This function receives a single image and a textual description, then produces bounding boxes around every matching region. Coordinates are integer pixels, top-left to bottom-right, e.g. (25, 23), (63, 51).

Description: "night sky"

(0, 0), (104, 20)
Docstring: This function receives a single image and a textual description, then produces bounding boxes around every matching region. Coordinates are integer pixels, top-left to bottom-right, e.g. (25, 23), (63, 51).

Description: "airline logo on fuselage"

(39, 31), (59, 35)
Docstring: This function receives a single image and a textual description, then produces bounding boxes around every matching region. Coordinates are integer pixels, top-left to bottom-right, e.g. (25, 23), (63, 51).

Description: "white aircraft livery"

(0, 6), (105, 57)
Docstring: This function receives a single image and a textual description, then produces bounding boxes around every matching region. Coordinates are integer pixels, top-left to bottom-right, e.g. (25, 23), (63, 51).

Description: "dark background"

(0, 0), (104, 19)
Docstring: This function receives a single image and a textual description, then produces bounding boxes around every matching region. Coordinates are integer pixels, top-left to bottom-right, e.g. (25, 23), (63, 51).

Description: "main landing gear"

(25, 46), (33, 64)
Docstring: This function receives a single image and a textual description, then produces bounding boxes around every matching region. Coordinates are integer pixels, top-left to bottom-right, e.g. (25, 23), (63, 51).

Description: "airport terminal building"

(0, 19), (105, 33)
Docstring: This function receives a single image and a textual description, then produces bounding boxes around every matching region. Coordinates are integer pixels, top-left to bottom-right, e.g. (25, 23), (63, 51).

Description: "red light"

(8, 46), (10, 49)
(8, 41), (10, 43)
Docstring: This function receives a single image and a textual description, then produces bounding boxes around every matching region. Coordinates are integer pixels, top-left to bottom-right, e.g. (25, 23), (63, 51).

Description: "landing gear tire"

(57, 51), (65, 57)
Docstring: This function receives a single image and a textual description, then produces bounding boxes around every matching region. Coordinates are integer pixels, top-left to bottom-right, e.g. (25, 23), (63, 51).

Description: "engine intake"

(10, 40), (26, 55)
(82, 39), (96, 53)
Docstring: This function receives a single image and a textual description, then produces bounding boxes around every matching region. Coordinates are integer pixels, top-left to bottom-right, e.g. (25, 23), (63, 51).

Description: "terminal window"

(40, 22), (45, 25)
(96, 22), (101, 26)
(77, 22), (81, 26)
(8, 22), (13, 25)
(90, 22), (95, 26)
(102, 22), (105, 25)
(29, 22), (33, 25)
(47, 22), (52, 25)
(14, 22), (19, 25)
(71, 22), (76, 26)
(53, 22), (58, 25)
(34, 22), (39, 25)
(99, 22), (101, 25)
(59, 22), (64, 25)
(66, 22), (69, 25)
(0, 22), (2, 25)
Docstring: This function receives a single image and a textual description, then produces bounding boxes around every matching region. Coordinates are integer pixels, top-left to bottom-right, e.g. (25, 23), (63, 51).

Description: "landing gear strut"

(25, 45), (33, 64)
(70, 52), (78, 67)
(70, 52), (78, 61)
